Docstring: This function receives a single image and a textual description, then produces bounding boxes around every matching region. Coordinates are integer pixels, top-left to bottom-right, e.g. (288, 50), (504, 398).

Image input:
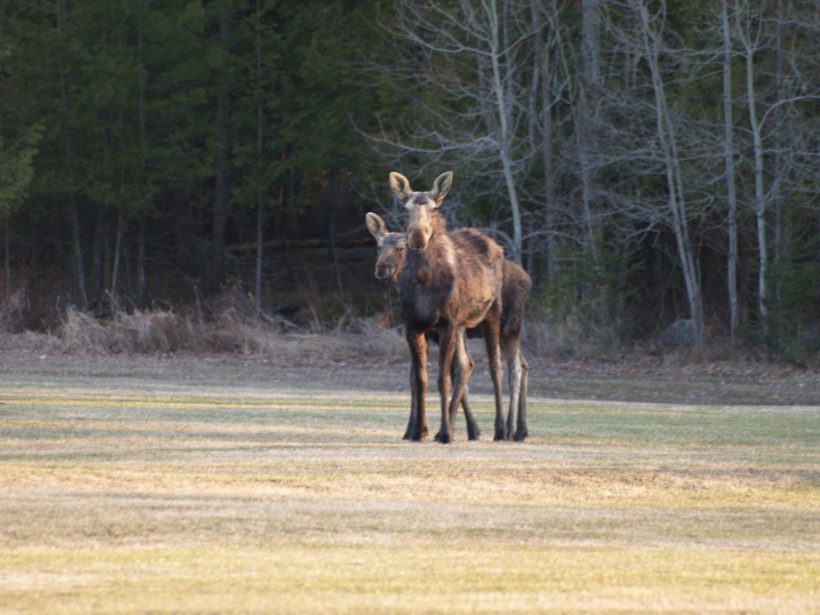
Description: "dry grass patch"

(0, 360), (817, 613)
(49, 304), (408, 361)
(1, 545), (817, 614)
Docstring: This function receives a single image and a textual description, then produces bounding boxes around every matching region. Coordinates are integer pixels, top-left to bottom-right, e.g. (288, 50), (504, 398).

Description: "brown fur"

(389, 171), (508, 443)
(366, 213), (531, 440)
(367, 214), (479, 440)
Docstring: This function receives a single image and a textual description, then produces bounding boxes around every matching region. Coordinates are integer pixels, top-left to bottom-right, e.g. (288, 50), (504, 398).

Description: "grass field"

(0, 352), (818, 613)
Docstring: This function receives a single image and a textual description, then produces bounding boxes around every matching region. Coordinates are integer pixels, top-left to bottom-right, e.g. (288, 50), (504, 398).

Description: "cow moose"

(366, 211), (531, 441)
(387, 171), (507, 443)
(367, 213), (481, 440)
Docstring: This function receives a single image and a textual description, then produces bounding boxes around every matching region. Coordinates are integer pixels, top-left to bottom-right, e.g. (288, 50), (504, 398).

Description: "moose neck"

(414, 210), (447, 251)
(405, 212), (455, 287)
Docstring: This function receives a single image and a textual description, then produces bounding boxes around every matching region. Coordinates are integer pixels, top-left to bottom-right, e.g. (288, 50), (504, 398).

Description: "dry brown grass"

(48, 305), (407, 362)
(0, 353), (817, 613)
(0, 289), (27, 333)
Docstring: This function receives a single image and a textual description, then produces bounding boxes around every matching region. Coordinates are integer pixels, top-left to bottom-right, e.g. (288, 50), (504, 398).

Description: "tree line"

(1, 0), (817, 358)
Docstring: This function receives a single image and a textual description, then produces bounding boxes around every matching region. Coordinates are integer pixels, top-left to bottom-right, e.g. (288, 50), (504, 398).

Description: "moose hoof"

(513, 429), (528, 442)
(435, 429), (454, 444)
(406, 426), (428, 442)
(494, 426), (508, 441)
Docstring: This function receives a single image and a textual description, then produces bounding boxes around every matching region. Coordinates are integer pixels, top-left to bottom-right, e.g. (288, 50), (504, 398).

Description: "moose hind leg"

(503, 337), (522, 440)
(453, 330), (479, 440)
(482, 316), (506, 441)
(514, 353), (529, 441)
(435, 329), (478, 441)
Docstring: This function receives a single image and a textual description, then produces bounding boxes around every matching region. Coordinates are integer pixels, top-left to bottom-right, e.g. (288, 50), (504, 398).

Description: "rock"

(660, 319), (696, 347)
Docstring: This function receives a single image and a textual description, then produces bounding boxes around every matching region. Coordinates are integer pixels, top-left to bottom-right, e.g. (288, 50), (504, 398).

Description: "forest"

(0, 0), (817, 361)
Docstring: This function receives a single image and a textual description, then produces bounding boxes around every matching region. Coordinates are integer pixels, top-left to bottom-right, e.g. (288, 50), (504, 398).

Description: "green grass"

(0, 355), (818, 613)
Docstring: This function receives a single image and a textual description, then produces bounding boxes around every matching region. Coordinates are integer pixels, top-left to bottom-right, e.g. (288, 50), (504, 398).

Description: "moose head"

(365, 212), (406, 282)
(389, 171), (453, 252)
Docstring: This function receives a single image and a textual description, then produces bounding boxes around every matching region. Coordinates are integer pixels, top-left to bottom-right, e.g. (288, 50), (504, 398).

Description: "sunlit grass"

(2, 545), (817, 613)
(0, 367), (818, 613)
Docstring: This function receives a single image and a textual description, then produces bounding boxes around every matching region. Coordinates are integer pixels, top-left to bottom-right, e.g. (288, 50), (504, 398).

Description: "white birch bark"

(636, 0), (704, 346)
(721, 0), (739, 344)
(736, 0), (769, 339)
(487, 0), (522, 262)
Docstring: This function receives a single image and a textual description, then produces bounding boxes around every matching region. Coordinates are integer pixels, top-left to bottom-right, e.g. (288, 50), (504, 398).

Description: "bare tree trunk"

(3, 222), (10, 295)
(577, 0), (601, 262)
(111, 10), (125, 312)
(328, 201), (343, 294)
(638, 0), (703, 347)
(136, 215), (146, 310)
(525, 0), (541, 275)
(90, 206), (105, 305)
(720, 0), (739, 344)
(537, 1), (558, 281)
(57, 0), (88, 310)
(488, 0), (523, 262)
(771, 0), (788, 337)
(741, 15), (769, 340)
(110, 211), (123, 310)
(255, 204), (263, 318)
(212, 3), (231, 290)
(68, 202), (87, 309)
(254, 0), (264, 318)
(102, 210), (111, 297)
(136, 2), (147, 311)
(122, 224), (133, 298)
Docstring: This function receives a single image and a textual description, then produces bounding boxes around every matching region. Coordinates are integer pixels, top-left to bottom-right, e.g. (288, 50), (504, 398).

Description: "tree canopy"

(0, 0), (817, 359)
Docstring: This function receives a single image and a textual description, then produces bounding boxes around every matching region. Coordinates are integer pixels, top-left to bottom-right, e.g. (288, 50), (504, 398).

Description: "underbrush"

(1, 286), (816, 367)
(50, 308), (407, 361)
(523, 305), (628, 361)
(0, 286), (407, 362)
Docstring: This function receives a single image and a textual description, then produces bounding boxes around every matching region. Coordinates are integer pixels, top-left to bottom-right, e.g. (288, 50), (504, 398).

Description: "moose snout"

(375, 263), (393, 280)
(409, 231), (429, 251)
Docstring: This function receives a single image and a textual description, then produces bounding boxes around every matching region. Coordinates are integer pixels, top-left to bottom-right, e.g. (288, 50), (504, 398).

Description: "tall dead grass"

(524, 307), (624, 360)
(0, 290), (26, 333)
(48, 285), (407, 362)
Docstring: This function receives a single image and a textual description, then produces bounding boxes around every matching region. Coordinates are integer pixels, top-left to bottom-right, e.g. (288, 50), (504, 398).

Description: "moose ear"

(389, 172), (412, 201)
(430, 171), (453, 205)
(365, 212), (388, 242)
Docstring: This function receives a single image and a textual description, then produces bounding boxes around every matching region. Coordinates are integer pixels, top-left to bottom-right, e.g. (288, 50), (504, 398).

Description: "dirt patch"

(1, 343), (817, 405)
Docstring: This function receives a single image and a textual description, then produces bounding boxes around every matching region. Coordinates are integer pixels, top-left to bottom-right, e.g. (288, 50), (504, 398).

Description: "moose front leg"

(405, 327), (429, 441)
(402, 363), (417, 441)
(434, 325), (457, 444)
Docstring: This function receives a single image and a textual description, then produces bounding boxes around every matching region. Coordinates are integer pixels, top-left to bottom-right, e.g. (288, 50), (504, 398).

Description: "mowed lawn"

(0, 355), (818, 613)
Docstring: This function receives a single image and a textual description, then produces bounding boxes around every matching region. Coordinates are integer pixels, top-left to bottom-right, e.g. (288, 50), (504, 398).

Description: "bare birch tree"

(576, 0), (603, 262)
(370, 0), (538, 262)
(731, 0), (818, 343)
(734, 0), (770, 339)
(633, 0), (704, 346)
(56, 0), (88, 309)
(720, 0), (740, 344)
